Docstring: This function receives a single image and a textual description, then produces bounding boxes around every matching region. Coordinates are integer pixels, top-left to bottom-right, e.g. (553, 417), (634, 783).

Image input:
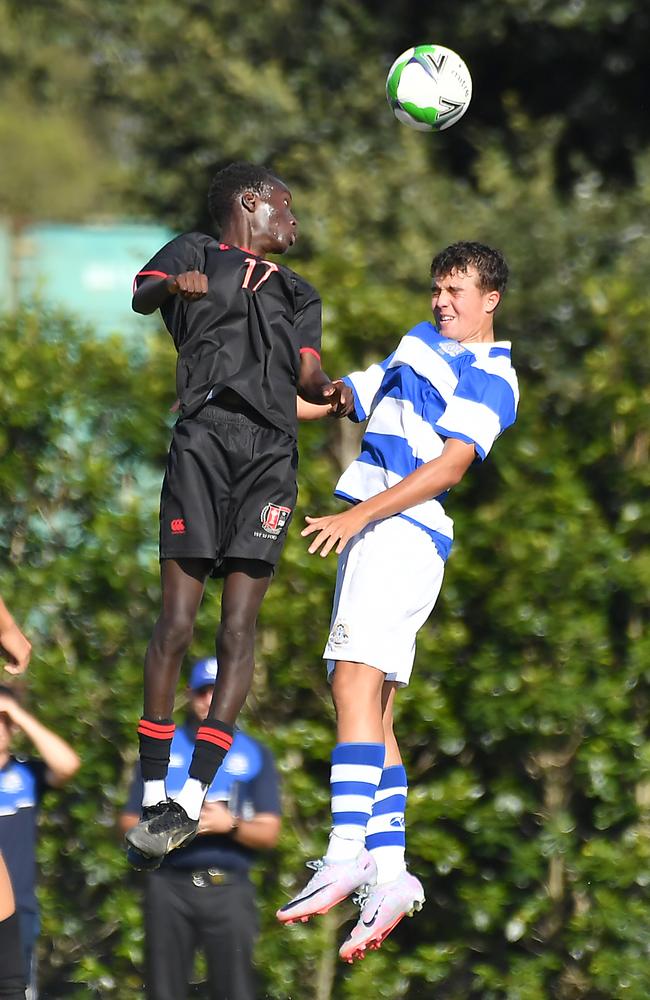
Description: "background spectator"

(0, 595), (31, 1000)
(121, 657), (282, 1000)
(0, 685), (80, 998)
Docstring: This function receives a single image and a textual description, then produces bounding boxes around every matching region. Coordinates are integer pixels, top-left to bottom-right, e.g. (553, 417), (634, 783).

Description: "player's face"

(432, 266), (499, 343)
(256, 181), (297, 254)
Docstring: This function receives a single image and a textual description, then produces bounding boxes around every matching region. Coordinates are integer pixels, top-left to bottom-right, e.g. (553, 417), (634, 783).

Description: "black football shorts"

(159, 401), (298, 572)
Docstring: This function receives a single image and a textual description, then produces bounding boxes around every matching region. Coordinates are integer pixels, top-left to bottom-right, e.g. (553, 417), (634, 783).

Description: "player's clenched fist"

(166, 270), (209, 300)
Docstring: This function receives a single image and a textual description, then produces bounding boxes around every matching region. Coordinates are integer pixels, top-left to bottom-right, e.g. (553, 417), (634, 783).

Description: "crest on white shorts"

(329, 621), (349, 647)
(260, 503), (291, 535)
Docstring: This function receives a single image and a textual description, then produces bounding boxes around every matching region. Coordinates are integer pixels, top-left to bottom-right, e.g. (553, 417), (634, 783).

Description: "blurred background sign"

(2, 221), (175, 335)
(0, 222), (12, 308)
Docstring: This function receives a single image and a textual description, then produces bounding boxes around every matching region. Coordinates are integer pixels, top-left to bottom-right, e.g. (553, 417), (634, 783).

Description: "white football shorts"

(323, 514), (446, 686)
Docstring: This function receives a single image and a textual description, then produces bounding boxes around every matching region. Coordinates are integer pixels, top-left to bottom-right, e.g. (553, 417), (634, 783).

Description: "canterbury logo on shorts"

(170, 518), (186, 534)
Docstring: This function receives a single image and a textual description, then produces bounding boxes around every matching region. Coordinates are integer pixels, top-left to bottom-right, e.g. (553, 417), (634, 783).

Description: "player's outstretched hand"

(167, 270), (209, 300)
(0, 621), (31, 675)
(302, 508), (369, 557)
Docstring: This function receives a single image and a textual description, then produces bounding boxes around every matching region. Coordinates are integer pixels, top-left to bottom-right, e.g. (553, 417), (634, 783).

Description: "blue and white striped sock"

(325, 742), (385, 863)
(366, 764), (408, 884)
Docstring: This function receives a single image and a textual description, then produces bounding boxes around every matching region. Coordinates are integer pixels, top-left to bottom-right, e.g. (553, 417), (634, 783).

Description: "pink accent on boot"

(276, 849), (377, 924)
(338, 870), (425, 963)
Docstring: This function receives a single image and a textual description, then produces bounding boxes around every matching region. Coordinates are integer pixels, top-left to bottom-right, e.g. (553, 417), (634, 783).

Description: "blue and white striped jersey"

(336, 320), (519, 559)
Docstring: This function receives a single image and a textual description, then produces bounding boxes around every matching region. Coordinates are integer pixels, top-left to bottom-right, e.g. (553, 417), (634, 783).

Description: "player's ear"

(485, 289), (500, 314)
(241, 190), (257, 214)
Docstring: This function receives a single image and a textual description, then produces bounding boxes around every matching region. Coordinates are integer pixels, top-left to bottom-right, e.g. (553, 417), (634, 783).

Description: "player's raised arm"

(132, 271), (208, 315)
(0, 692), (80, 787)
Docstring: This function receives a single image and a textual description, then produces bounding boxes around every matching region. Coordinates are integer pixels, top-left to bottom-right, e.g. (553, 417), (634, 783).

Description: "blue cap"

(189, 657), (218, 690)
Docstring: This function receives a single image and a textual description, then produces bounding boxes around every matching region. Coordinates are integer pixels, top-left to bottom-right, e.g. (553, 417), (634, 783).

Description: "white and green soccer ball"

(386, 44), (472, 132)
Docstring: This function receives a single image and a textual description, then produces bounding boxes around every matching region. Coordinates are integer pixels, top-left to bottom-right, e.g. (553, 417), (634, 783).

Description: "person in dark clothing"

(121, 658), (281, 1000)
(126, 162), (351, 865)
(0, 685), (80, 996)
(0, 595), (31, 1000)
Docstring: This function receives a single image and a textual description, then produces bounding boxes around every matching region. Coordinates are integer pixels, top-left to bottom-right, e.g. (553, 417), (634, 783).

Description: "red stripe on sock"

(196, 728), (233, 751)
(138, 721), (176, 738)
(196, 731), (233, 751)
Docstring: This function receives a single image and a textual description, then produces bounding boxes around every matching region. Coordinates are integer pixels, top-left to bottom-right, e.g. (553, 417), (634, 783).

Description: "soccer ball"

(386, 44), (472, 132)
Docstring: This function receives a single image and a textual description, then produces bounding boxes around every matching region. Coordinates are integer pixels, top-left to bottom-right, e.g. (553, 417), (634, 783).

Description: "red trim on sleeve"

(300, 347), (321, 361)
(133, 269), (170, 294)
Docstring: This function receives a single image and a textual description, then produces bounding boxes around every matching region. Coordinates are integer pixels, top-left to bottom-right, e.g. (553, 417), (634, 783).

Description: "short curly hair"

(431, 242), (509, 295)
(207, 162), (278, 232)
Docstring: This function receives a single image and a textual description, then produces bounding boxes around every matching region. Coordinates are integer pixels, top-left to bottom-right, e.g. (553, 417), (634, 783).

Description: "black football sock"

(188, 719), (234, 785)
(137, 717), (175, 781)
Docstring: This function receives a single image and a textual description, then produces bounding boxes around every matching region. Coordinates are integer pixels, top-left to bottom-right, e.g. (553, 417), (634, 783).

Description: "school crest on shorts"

(260, 503), (291, 536)
(329, 621), (349, 647)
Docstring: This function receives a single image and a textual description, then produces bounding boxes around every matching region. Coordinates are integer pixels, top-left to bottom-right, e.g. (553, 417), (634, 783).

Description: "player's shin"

(325, 742), (386, 862)
(365, 764), (408, 883)
(137, 717), (175, 807)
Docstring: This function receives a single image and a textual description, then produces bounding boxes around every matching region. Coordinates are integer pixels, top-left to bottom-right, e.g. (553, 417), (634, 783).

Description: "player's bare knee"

(331, 665), (381, 712)
(156, 614), (194, 656)
(219, 618), (255, 651)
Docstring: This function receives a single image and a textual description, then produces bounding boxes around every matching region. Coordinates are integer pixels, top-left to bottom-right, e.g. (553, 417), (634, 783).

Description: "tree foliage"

(1, 0), (648, 220)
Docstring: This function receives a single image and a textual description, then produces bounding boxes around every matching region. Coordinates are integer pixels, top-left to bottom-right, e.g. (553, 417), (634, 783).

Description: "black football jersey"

(135, 232), (323, 437)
